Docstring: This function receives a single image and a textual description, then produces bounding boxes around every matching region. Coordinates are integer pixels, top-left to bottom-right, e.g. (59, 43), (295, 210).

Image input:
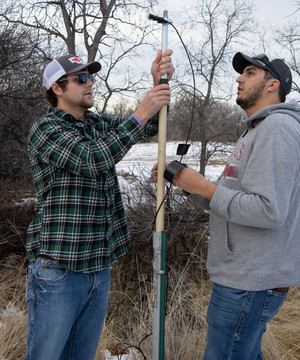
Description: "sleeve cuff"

(131, 114), (144, 128)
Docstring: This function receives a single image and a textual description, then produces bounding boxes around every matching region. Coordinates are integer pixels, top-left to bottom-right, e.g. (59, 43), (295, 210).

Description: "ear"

(267, 79), (280, 93)
(51, 82), (64, 96)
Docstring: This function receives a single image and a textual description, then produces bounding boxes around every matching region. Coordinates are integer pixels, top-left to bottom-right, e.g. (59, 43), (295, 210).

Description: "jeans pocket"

(258, 290), (287, 327)
(33, 258), (70, 284)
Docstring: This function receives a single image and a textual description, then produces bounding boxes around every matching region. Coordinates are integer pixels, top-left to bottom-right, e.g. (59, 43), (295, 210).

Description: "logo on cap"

(69, 57), (83, 64)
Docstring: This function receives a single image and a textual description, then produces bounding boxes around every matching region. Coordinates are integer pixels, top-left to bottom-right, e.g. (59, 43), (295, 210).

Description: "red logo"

(222, 164), (238, 180)
(230, 142), (245, 161)
(69, 57), (83, 64)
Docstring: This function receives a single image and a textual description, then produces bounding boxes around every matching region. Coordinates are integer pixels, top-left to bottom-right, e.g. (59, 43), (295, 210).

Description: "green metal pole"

(152, 232), (167, 360)
(159, 232), (167, 354)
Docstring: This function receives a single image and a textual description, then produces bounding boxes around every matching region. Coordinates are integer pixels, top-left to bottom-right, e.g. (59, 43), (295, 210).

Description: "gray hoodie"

(190, 100), (300, 291)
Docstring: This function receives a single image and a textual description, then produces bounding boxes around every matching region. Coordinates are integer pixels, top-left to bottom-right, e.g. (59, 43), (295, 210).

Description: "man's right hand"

(132, 83), (171, 125)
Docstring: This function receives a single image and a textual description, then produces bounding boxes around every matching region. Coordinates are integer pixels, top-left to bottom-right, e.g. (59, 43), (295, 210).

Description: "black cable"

(151, 183), (172, 232)
(117, 15), (198, 359)
(116, 333), (152, 359)
(150, 16), (197, 220)
(168, 22), (196, 162)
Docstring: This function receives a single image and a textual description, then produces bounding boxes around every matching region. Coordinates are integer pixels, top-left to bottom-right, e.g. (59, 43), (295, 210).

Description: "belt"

(273, 287), (289, 293)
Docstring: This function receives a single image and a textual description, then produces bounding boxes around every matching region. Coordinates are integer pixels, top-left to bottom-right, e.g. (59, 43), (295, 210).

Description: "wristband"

(131, 114), (144, 127)
(164, 160), (187, 184)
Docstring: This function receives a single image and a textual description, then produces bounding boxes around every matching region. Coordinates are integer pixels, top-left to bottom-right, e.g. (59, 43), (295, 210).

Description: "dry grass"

(0, 255), (299, 360)
(263, 287), (300, 360)
(0, 255), (28, 360)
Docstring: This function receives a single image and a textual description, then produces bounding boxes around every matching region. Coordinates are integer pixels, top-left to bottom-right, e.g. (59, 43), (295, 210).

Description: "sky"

(146, 0), (299, 102)
(148, 0), (298, 64)
(107, 0), (300, 108)
(155, 0), (297, 25)
(252, 0), (296, 25)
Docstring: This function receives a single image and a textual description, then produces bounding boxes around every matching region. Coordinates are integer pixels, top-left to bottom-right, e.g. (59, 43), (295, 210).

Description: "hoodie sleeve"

(187, 180), (219, 210)
(209, 113), (300, 229)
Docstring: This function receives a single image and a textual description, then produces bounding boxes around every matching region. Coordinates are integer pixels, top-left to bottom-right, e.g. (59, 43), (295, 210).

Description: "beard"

(236, 81), (267, 110)
(81, 98), (94, 109)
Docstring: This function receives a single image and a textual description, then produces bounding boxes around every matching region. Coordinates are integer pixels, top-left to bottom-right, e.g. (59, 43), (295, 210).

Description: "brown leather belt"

(273, 287), (289, 293)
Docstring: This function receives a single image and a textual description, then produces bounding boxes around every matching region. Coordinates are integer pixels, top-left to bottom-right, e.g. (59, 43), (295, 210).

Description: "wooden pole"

(152, 10), (169, 360)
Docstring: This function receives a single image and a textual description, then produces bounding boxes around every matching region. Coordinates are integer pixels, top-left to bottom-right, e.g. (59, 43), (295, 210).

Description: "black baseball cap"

(43, 54), (101, 89)
(232, 52), (292, 95)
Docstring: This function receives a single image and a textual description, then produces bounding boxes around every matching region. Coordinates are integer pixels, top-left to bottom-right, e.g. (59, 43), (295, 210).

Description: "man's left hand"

(151, 49), (175, 86)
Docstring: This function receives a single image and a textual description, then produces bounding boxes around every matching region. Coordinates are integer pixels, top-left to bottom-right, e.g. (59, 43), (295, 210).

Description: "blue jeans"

(203, 283), (288, 360)
(25, 257), (111, 360)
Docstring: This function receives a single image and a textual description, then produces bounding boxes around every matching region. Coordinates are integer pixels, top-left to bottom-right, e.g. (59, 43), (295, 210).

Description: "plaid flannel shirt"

(27, 107), (159, 272)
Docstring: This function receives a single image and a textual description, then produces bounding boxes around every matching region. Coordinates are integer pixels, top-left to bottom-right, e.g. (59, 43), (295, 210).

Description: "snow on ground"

(13, 198), (36, 206)
(14, 142), (232, 207)
(116, 141), (232, 192)
(103, 349), (139, 360)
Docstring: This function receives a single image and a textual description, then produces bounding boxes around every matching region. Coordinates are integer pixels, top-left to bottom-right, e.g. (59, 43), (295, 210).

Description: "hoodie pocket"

(209, 214), (234, 255)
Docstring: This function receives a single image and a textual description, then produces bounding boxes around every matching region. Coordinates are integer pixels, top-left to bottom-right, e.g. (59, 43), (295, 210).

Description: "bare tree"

(0, 0), (158, 112)
(174, 0), (256, 175)
(275, 19), (300, 95)
(0, 22), (47, 180)
(169, 94), (246, 160)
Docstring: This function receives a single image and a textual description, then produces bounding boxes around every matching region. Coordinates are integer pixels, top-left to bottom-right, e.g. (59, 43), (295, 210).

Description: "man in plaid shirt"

(25, 50), (174, 360)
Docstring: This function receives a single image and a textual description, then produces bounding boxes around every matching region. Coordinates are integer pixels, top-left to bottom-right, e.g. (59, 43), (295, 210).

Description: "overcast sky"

(109, 0), (299, 106)
(252, 0), (297, 25)
(144, 0), (299, 102)
(155, 0), (297, 25)
(148, 0), (298, 60)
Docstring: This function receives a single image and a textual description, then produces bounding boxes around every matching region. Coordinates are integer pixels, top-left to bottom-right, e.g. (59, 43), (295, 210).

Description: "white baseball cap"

(43, 54), (101, 89)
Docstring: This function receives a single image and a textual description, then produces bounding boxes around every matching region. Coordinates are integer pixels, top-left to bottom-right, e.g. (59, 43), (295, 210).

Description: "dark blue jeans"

(203, 283), (288, 360)
(25, 257), (111, 360)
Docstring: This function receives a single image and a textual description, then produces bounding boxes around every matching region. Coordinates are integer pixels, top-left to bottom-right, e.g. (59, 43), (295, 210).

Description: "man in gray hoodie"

(156, 53), (300, 359)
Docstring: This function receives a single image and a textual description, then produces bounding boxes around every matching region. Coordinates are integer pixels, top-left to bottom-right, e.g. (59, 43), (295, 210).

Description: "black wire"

(116, 333), (152, 359)
(169, 22), (196, 162)
(153, 20), (196, 220)
(149, 21), (197, 358)
(115, 18), (197, 360)
(151, 184), (172, 232)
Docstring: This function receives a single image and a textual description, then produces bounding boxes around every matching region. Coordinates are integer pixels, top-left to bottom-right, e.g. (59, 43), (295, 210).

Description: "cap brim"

(232, 52), (268, 74)
(87, 61), (102, 74)
(65, 61), (101, 75)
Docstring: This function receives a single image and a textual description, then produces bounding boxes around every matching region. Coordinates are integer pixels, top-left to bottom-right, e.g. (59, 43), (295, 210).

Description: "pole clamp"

(164, 160), (187, 184)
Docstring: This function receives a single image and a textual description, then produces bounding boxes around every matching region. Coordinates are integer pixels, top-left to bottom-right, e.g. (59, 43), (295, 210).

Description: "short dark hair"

(264, 70), (286, 103)
(43, 75), (68, 107)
